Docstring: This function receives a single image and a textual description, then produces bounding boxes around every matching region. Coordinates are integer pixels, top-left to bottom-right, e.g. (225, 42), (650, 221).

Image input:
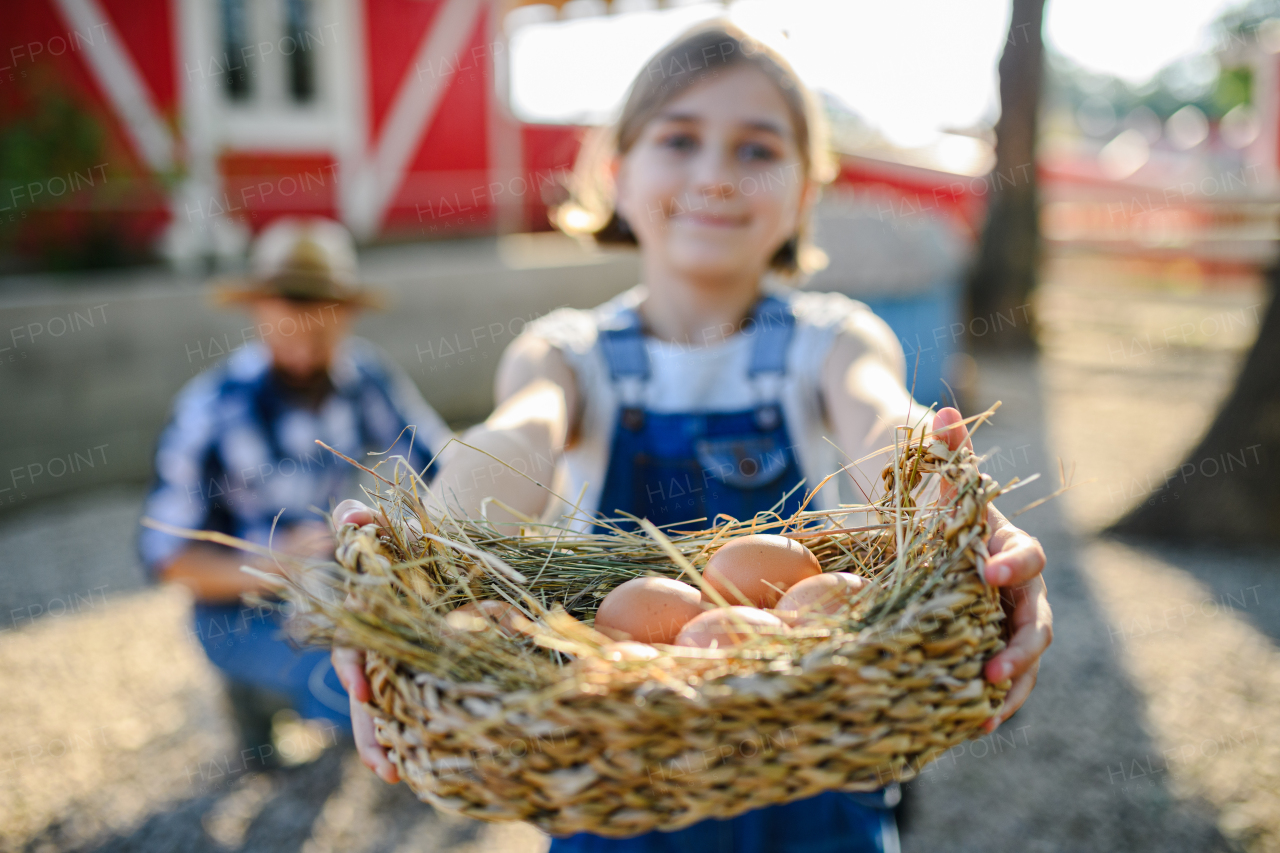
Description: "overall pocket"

(694, 435), (791, 490)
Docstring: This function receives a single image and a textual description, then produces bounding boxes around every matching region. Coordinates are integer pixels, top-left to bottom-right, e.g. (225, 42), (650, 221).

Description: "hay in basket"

(266, 411), (1019, 838)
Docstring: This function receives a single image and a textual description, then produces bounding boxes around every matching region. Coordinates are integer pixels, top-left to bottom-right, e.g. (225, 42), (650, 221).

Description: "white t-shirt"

(524, 285), (902, 529)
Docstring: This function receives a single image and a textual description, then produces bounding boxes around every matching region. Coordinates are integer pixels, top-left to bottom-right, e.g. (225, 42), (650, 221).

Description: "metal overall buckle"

(754, 403), (781, 431)
(621, 406), (646, 431)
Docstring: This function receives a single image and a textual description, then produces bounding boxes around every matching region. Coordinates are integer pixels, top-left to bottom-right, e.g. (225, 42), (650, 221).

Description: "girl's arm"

(338, 335), (579, 529)
(819, 310), (926, 504)
(821, 321), (1052, 733)
(333, 334), (579, 782)
(427, 335), (580, 527)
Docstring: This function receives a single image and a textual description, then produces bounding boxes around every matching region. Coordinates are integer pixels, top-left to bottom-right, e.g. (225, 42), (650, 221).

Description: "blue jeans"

(192, 602), (351, 729)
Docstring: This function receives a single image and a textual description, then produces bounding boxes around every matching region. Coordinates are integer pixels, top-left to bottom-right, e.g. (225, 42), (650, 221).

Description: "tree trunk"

(966, 0), (1046, 351)
(1110, 267), (1280, 544)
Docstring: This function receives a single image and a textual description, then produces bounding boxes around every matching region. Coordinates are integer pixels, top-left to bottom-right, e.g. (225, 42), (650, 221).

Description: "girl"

(335, 23), (1051, 852)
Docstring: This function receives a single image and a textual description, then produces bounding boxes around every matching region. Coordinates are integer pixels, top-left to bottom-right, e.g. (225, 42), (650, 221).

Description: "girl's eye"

(738, 142), (778, 163)
(660, 133), (698, 153)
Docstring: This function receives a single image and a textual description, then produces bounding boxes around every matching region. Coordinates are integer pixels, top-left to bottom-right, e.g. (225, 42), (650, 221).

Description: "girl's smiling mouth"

(672, 210), (750, 228)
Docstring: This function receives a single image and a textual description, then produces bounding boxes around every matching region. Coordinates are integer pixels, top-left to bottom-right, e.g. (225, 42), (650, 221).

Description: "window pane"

(220, 0), (252, 100)
(285, 0), (316, 103)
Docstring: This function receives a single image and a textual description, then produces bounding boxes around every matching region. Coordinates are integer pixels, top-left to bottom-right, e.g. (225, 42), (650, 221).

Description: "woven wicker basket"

(313, 435), (1009, 838)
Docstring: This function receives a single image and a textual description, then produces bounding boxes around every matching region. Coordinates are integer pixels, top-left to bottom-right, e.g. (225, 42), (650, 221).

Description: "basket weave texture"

(318, 436), (1009, 838)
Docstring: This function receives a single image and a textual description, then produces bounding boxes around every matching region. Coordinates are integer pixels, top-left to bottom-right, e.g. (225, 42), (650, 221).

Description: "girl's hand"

(331, 502), (395, 781)
(934, 407), (1052, 734)
(332, 501), (407, 782)
(332, 646), (399, 783)
(333, 499), (382, 528)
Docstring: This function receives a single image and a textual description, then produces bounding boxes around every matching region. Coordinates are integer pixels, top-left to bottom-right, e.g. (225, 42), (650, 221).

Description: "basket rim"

(317, 431), (1005, 697)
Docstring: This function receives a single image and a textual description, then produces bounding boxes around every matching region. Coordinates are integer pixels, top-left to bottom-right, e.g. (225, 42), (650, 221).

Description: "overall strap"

(745, 294), (795, 425)
(598, 308), (648, 425)
(599, 296), (796, 381)
(747, 293), (796, 378)
(597, 308), (649, 381)
(597, 296), (796, 429)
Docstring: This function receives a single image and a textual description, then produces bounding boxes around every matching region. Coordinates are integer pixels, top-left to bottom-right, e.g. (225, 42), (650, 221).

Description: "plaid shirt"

(139, 338), (451, 575)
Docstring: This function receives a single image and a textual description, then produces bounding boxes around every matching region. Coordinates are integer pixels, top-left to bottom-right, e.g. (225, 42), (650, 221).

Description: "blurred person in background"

(138, 217), (453, 763)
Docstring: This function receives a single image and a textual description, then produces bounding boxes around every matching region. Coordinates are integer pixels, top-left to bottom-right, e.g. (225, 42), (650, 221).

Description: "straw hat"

(214, 217), (383, 308)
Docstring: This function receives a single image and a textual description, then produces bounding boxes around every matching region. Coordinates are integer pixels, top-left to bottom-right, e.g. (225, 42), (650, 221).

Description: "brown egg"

(444, 600), (533, 637)
(775, 572), (870, 625)
(594, 577), (704, 645)
(675, 606), (788, 649)
(601, 641), (661, 661)
(703, 534), (821, 608)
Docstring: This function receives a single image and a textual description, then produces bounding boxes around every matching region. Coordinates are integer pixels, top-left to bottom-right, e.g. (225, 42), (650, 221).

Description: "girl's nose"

(690, 147), (737, 200)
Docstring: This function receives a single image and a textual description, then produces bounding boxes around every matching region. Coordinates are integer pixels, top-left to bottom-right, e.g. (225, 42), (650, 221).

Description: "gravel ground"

(0, 273), (1276, 852)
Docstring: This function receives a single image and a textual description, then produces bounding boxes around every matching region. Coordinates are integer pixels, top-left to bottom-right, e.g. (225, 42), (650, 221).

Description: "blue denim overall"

(553, 296), (900, 852)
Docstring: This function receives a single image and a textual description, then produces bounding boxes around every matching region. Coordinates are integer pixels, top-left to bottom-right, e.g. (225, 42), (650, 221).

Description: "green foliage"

(1045, 54), (1250, 125)
(1044, 1), (1265, 127)
(1213, 66), (1252, 115)
(0, 68), (161, 272)
(0, 92), (104, 188)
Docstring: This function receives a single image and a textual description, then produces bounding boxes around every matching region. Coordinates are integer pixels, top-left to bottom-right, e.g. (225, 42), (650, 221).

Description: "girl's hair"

(556, 21), (832, 276)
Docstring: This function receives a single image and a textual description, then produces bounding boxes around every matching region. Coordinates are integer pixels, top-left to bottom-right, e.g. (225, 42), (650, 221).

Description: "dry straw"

(173, 409), (1018, 837)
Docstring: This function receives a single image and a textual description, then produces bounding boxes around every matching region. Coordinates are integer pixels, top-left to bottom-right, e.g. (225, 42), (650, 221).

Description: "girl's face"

(614, 65), (812, 283)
